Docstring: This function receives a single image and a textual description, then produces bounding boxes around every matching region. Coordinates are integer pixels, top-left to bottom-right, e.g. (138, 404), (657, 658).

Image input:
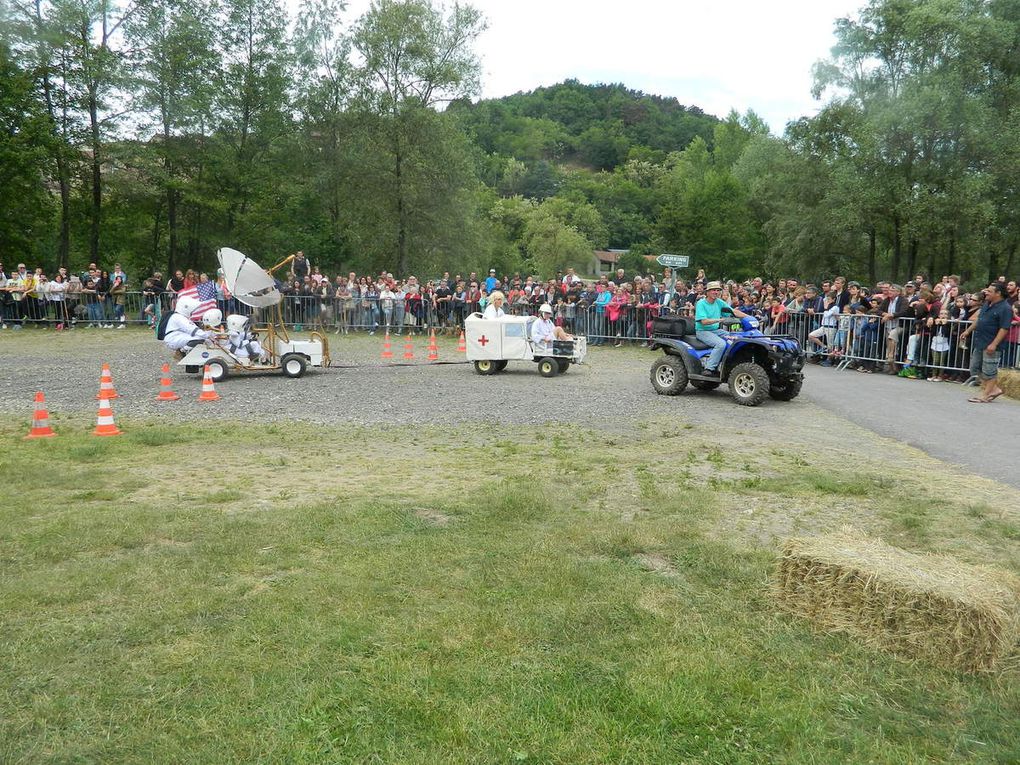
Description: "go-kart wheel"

(205, 358), (229, 382)
(474, 360), (496, 375)
(650, 355), (688, 395)
(769, 378), (803, 401)
(556, 358), (570, 374)
(281, 353), (307, 378)
(728, 362), (770, 406)
(690, 380), (720, 391)
(494, 360), (508, 372)
(538, 357), (559, 377)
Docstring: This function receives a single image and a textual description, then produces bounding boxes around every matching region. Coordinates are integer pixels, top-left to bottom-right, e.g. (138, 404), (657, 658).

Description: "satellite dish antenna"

(217, 248), (281, 309)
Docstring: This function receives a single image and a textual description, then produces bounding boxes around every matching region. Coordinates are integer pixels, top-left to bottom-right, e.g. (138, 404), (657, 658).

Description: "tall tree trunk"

(906, 237), (918, 281)
(394, 127), (408, 275)
(89, 88), (101, 264)
(891, 215), (902, 281)
(34, 0), (71, 267)
(947, 234), (956, 277)
(868, 226), (877, 285)
(1004, 242), (1017, 279)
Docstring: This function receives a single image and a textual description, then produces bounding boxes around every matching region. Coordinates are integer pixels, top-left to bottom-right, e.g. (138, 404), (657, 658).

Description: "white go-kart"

(464, 313), (587, 377)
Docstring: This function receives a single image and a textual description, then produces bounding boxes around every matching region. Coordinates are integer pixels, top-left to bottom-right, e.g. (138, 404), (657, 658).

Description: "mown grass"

(1, 420), (1018, 764)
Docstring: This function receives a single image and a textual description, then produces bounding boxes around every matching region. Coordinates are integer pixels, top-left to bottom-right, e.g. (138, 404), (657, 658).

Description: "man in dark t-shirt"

(962, 282), (1012, 403)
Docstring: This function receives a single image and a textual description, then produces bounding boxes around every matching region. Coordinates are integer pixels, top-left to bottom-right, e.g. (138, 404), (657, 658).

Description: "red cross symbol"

(478, 335), (489, 346)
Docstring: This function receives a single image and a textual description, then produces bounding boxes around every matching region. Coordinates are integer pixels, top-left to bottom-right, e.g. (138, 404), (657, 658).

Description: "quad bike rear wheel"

(650, 355), (688, 395)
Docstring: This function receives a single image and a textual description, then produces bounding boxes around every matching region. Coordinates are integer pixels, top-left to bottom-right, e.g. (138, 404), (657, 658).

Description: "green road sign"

(656, 254), (689, 268)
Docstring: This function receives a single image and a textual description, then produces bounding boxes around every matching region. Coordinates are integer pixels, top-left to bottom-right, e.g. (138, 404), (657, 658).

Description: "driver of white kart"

(162, 295), (213, 354)
(695, 280), (749, 377)
(224, 313), (267, 364)
(531, 303), (573, 351)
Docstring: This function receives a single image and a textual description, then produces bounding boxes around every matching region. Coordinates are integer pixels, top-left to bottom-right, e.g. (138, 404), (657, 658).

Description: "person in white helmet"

(531, 303), (573, 351)
(225, 314), (267, 364)
(160, 295), (213, 353)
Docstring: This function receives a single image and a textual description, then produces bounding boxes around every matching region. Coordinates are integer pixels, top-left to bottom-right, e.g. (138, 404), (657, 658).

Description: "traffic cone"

(381, 331), (394, 360)
(403, 335), (415, 360)
(427, 329), (439, 361)
(457, 330), (466, 353)
(95, 363), (119, 400)
(24, 391), (56, 439)
(198, 365), (220, 402)
(92, 399), (122, 436)
(156, 363), (180, 401)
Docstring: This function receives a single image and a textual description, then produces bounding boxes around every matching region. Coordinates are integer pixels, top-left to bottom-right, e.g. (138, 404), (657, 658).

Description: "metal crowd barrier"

(6, 290), (1017, 373)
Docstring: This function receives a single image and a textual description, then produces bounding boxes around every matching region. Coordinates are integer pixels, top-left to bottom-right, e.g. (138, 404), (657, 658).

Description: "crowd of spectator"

(3, 253), (1018, 378)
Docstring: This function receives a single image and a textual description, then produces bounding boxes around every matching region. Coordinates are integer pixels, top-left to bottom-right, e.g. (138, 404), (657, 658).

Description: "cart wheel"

(556, 358), (570, 374)
(538, 357), (559, 377)
(281, 353), (307, 378)
(494, 360), (508, 372)
(205, 358), (229, 382)
(474, 360), (496, 375)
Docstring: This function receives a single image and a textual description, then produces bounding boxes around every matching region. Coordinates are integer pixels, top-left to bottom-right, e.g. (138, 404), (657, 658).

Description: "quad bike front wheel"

(768, 378), (803, 401)
(650, 355), (688, 395)
(728, 362), (770, 406)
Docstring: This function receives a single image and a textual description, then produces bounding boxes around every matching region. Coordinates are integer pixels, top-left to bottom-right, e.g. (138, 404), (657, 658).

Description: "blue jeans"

(696, 329), (729, 370)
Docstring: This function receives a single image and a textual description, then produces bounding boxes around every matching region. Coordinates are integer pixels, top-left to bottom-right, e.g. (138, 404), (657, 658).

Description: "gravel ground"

(1, 327), (1017, 489)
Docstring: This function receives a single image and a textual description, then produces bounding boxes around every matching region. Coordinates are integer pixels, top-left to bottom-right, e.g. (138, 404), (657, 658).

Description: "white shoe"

(1, 324), (6, 329)
(117, 324), (125, 329)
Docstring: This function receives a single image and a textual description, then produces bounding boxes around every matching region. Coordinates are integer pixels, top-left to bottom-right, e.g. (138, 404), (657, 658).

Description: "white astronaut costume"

(163, 296), (212, 352)
(225, 314), (267, 363)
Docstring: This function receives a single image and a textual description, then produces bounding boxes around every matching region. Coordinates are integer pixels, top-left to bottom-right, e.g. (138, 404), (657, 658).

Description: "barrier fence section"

(5, 290), (1018, 371)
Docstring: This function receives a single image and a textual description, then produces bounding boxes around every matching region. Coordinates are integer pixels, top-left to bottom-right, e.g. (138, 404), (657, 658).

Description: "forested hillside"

(2, 0), (1019, 285)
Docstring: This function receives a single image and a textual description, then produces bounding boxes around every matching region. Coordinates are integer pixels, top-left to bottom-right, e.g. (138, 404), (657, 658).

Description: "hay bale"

(773, 529), (1020, 673)
(998, 368), (1020, 401)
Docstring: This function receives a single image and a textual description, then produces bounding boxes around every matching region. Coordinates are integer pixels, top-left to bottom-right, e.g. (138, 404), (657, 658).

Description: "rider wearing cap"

(695, 280), (749, 376)
(531, 303), (573, 350)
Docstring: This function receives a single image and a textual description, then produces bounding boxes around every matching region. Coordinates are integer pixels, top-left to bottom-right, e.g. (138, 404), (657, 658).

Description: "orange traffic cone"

(427, 329), (439, 361)
(25, 391), (57, 439)
(92, 399), (122, 437)
(198, 365), (220, 402)
(403, 335), (415, 360)
(156, 363), (180, 401)
(95, 363), (119, 400)
(457, 330), (466, 353)
(381, 331), (394, 360)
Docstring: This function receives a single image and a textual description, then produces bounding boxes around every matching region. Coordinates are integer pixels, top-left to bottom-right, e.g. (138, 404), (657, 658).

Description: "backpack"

(156, 309), (174, 340)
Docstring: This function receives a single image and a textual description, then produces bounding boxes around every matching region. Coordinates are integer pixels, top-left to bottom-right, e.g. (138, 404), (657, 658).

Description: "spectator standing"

(961, 282), (1013, 403)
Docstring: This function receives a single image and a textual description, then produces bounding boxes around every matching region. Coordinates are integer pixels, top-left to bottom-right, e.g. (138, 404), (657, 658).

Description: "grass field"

(2, 417), (1018, 763)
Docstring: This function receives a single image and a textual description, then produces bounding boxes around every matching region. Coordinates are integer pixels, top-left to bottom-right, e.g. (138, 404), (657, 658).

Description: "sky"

(333, 0), (861, 133)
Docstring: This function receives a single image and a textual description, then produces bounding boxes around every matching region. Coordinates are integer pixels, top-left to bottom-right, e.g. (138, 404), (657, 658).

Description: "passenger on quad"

(696, 280), (750, 376)
(161, 295), (213, 355)
(531, 303), (573, 352)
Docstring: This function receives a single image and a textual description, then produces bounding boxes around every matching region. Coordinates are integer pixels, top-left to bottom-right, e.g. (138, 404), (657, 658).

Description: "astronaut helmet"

(539, 303), (554, 316)
(225, 314), (250, 334)
(202, 308), (223, 328)
(175, 295), (200, 317)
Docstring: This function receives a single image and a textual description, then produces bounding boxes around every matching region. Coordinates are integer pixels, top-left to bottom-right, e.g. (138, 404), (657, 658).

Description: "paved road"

(801, 365), (1020, 488)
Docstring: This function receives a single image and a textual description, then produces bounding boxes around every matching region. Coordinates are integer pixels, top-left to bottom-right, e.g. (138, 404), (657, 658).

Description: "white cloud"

(330, 0), (860, 131)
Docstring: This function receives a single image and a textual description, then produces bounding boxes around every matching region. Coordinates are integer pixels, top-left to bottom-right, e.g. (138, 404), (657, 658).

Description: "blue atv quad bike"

(648, 315), (805, 406)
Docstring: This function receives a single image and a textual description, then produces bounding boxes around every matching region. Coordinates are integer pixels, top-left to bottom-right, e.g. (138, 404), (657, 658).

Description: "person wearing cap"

(482, 290), (506, 320)
(695, 280), (749, 376)
(531, 303), (573, 351)
(485, 269), (498, 293)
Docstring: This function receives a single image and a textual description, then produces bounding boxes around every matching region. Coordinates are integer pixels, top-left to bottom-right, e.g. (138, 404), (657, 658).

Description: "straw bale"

(773, 528), (1020, 673)
(997, 369), (1020, 401)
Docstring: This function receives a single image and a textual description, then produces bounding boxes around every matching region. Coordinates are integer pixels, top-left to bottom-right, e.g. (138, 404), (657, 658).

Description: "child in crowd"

(807, 294), (839, 364)
(928, 307), (952, 381)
